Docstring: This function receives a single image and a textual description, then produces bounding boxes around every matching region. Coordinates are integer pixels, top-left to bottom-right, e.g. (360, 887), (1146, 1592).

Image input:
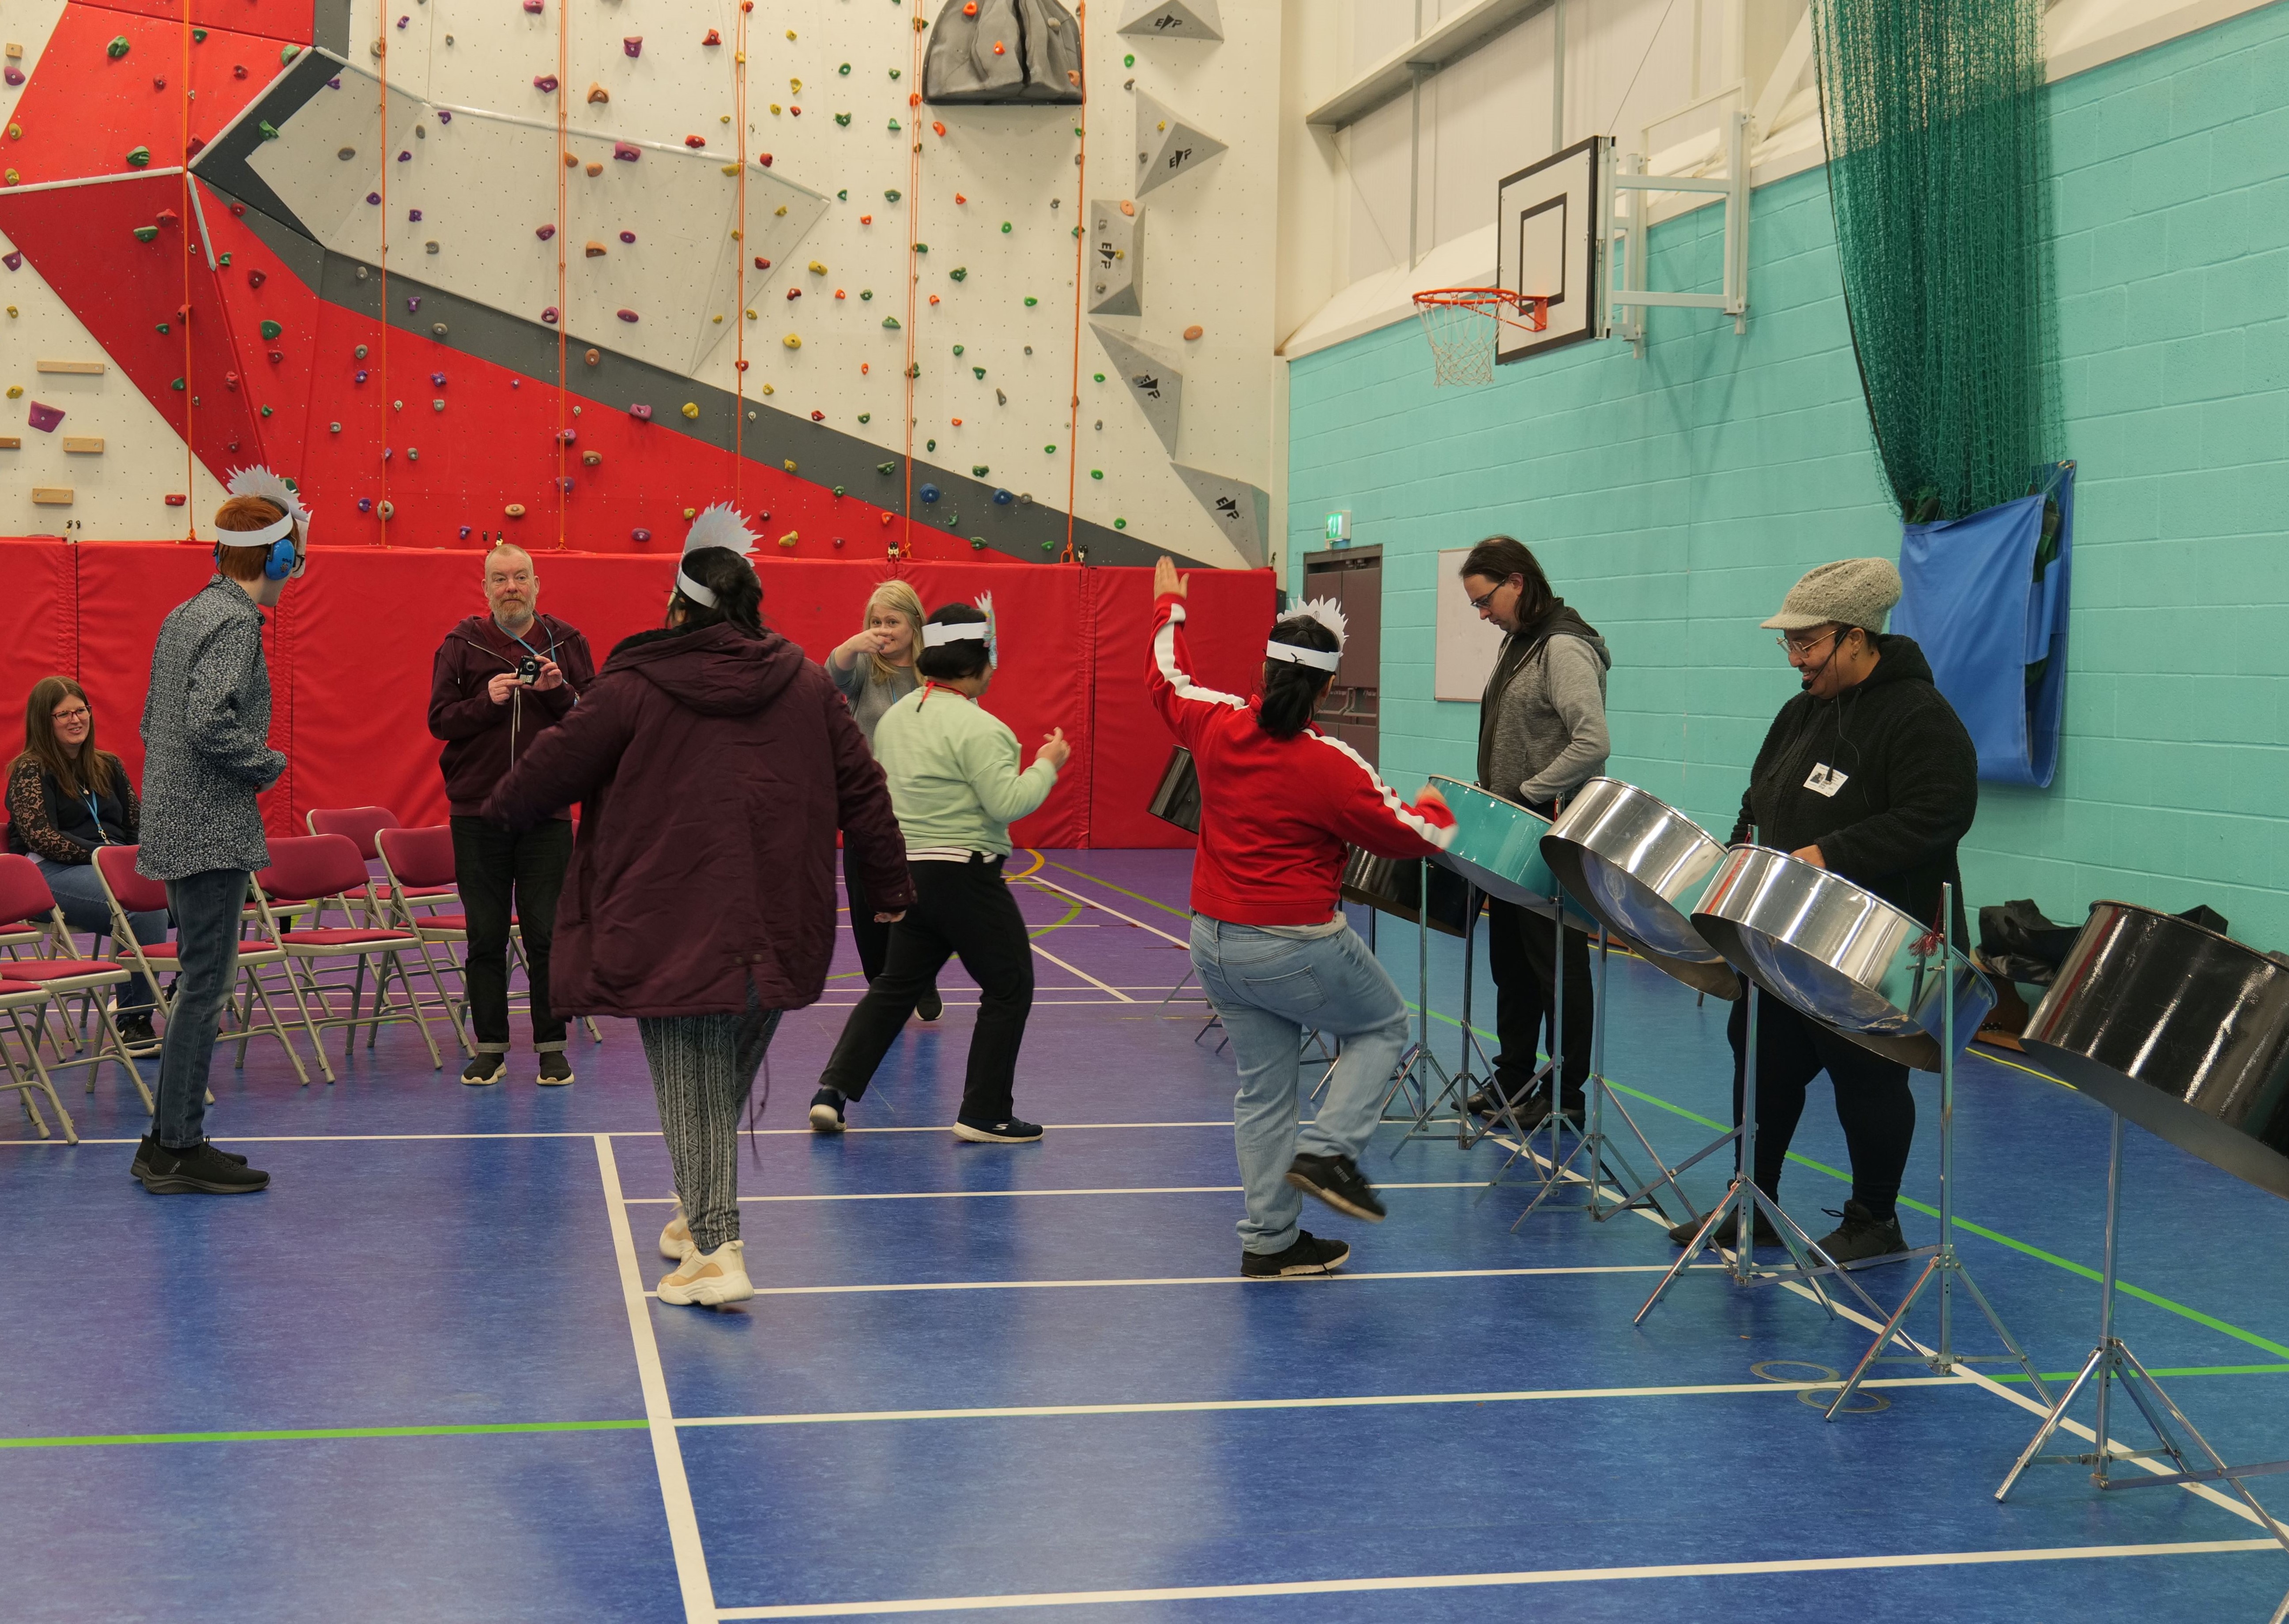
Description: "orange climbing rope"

(376, 37), (389, 547)
(179, 4), (193, 539)
(732, 1), (749, 510)
(553, 0), (568, 549)
(1061, 2), (1088, 564)
(898, 11), (925, 569)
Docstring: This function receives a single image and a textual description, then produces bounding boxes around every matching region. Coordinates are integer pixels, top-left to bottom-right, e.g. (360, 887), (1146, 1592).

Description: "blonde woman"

(827, 580), (937, 1016)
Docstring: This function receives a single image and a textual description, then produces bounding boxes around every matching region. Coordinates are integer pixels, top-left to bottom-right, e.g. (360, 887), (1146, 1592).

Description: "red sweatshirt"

(1147, 593), (1453, 926)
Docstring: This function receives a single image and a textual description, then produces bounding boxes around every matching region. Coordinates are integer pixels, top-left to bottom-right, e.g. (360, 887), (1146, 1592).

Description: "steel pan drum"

(1427, 776), (1593, 928)
(2022, 901), (2289, 1202)
(1540, 777), (1740, 1001)
(1147, 746), (1201, 835)
(1340, 847), (1476, 939)
(1690, 844), (1994, 1071)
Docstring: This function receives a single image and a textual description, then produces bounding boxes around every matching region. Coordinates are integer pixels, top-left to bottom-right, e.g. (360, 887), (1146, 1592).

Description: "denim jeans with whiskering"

(1190, 916), (1413, 1256)
(154, 869), (248, 1149)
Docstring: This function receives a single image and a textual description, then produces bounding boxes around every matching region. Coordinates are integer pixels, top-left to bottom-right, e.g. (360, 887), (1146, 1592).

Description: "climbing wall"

(0, 0), (1279, 564)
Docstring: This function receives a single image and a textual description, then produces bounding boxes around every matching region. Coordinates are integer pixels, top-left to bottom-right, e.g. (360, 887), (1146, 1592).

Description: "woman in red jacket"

(486, 510), (914, 1307)
(1148, 557), (1455, 1279)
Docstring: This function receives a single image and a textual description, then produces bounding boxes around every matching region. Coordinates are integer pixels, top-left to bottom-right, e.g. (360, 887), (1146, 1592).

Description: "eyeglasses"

(1468, 577), (1517, 613)
(1777, 627), (1842, 657)
(51, 706), (90, 723)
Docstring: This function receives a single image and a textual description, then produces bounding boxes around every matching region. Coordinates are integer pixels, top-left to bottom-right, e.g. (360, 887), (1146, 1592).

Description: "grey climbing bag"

(923, 0), (1084, 105)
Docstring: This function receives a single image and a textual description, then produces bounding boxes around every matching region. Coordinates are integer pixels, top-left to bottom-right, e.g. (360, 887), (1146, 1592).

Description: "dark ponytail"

(668, 547), (765, 637)
(1257, 614), (1338, 740)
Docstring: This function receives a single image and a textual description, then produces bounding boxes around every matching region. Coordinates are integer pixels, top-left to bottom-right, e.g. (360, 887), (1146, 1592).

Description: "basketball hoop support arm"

(1602, 109), (1752, 353)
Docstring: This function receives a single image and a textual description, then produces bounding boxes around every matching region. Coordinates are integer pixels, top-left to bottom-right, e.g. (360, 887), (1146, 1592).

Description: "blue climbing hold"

(919, 484), (941, 504)
(992, 489), (1013, 505)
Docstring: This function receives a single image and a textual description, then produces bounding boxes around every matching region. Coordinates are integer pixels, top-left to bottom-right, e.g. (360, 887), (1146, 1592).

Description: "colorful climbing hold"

(260, 320), (282, 340)
(1024, 296), (1038, 307)
(125, 147), (151, 168)
(541, 307), (558, 324)
(920, 484), (940, 502)
(949, 268), (968, 283)
(534, 75), (558, 92)
(861, 290), (873, 301)
(629, 403), (652, 420)
(624, 36), (641, 56)
(882, 317), (900, 329)
(1044, 444), (1057, 453)
(858, 413), (872, 423)
(681, 402), (699, 419)
(614, 142), (640, 161)
(684, 135), (706, 148)
(622, 230), (637, 243)
(1091, 469), (1103, 479)
(617, 308), (639, 322)
(535, 223), (556, 240)
(107, 35), (130, 58)
(1093, 373), (1105, 382)
(702, 28), (721, 45)
(783, 334), (801, 349)
(1001, 222), (1012, 233)
(133, 226), (158, 243)
(973, 367), (986, 379)
(1183, 324), (1204, 340)
(1124, 53), (1135, 66)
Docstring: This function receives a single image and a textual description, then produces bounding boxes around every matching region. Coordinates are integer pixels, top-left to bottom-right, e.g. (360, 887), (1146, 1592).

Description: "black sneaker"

(462, 1052), (506, 1087)
(139, 1141), (269, 1194)
(808, 1088), (847, 1134)
(1285, 1153), (1386, 1223)
(536, 1051), (575, 1087)
(952, 1116), (1043, 1143)
(1464, 1085), (1527, 1117)
(1667, 1207), (1781, 1249)
(916, 986), (943, 1021)
(117, 1012), (158, 1049)
(130, 1134), (249, 1179)
(1813, 1200), (1909, 1264)
(1241, 1231), (1351, 1277)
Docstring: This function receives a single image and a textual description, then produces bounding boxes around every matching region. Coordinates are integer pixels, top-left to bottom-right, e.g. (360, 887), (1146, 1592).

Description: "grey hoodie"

(1477, 599), (1612, 810)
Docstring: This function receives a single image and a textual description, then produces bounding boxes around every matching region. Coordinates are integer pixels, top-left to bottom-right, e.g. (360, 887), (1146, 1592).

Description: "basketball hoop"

(1412, 288), (1549, 386)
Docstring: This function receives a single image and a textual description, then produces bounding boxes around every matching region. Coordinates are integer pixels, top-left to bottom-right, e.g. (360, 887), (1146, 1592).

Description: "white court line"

(674, 1374), (1981, 1429)
(714, 1538), (2282, 1618)
(646, 1263), (1714, 1300)
(595, 1134), (716, 1624)
(0, 1121), (1248, 1149)
(1022, 874), (1191, 947)
(617, 1182), (1488, 1205)
(1029, 942), (1135, 1003)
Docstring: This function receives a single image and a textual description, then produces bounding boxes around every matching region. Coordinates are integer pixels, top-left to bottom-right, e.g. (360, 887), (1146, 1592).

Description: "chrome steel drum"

(2023, 902), (2289, 1202)
(1340, 847), (1476, 939)
(1690, 844), (1994, 1071)
(1427, 776), (1592, 927)
(1540, 777), (1739, 1001)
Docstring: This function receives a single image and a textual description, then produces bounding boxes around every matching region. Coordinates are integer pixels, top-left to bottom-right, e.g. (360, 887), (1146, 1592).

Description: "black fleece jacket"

(1731, 633), (1978, 944)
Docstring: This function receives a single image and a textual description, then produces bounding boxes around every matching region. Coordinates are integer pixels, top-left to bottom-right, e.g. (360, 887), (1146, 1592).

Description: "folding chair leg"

(92, 1000), (153, 1115)
(412, 940), (474, 1057)
(241, 971), (311, 1086)
(380, 952), (444, 1069)
(277, 957), (338, 1084)
(233, 979), (256, 1070)
(3, 1010), (77, 1143)
(344, 956), (368, 1060)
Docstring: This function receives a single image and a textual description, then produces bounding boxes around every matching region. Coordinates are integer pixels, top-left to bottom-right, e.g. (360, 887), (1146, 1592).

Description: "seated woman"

(5, 676), (168, 1045)
(811, 597), (1070, 1142)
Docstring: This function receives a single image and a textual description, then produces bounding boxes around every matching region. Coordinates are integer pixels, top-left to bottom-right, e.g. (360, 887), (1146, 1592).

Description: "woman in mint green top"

(812, 599), (1071, 1143)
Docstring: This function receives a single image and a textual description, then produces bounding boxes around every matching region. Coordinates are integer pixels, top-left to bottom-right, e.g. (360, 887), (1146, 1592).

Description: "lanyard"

(81, 790), (111, 846)
(919, 680), (971, 708)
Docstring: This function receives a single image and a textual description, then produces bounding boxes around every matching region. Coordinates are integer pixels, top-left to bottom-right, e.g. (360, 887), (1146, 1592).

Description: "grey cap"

(1761, 557), (1902, 633)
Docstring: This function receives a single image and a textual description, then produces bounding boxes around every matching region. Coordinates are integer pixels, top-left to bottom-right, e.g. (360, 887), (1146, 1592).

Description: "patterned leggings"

(636, 989), (783, 1255)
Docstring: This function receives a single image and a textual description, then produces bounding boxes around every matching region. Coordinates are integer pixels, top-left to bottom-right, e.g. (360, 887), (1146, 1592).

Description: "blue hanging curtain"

(1892, 462), (2074, 788)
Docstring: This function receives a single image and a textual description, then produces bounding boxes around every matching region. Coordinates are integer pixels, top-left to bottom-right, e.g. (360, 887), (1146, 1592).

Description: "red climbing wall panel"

(83, 0), (314, 50)
(2, 10), (288, 187)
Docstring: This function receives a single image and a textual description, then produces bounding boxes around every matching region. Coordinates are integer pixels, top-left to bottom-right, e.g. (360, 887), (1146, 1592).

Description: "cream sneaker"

(658, 1239), (752, 1307)
(659, 1205), (695, 1262)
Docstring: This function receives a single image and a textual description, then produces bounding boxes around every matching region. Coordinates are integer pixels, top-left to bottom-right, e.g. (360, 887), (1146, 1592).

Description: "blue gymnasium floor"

(4, 849), (2289, 1623)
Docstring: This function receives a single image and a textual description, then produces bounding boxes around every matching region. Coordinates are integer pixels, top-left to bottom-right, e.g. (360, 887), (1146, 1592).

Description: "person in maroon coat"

(484, 511), (914, 1307)
(428, 543), (597, 1086)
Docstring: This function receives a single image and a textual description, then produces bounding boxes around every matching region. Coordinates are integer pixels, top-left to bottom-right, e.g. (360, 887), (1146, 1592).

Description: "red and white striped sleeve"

(1145, 593), (1246, 749)
(1303, 729), (1456, 860)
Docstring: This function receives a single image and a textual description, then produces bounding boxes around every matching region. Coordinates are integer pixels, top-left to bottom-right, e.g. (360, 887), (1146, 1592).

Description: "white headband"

(219, 463), (312, 571)
(677, 501), (759, 609)
(923, 622), (988, 647)
(1266, 641), (1341, 672)
(215, 510), (297, 549)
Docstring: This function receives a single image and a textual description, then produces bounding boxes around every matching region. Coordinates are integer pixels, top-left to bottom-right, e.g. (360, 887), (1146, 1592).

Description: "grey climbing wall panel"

(1091, 324), (1182, 455)
(1133, 90), (1226, 197)
(1087, 200), (1142, 318)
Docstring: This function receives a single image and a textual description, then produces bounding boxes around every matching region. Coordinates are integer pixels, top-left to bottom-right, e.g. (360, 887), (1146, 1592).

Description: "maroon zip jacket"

(481, 620), (915, 1018)
(428, 612), (597, 817)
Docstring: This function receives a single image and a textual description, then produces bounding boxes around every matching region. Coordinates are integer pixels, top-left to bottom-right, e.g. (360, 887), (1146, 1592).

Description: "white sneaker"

(657, 1239), (752, 1306)
(659, 1205), (695, 1262)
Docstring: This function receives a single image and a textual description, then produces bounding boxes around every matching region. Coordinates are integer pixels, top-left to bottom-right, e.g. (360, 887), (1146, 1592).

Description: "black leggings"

(1728, 987), (1916, 1218)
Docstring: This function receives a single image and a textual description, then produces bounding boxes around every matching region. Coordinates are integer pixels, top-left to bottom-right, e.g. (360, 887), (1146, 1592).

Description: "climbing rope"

(898, 8), (925, 569)
(732, 0), (749, 510)
(376, 36), (389, 546)
(178, 5), (192, 539)
(1060, 1), (1087, 564)
(553, 0), (569, 549)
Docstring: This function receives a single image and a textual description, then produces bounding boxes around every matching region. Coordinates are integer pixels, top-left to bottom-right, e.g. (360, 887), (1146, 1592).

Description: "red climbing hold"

(859, 215), (872, 225)
(735, 359), (749, 372)
(535, 223), (556, 240)
(992, 40), (1005, 54)
(614, 142), (640, 161)
(617, 309), (639, 322)
(757, 153), (773, 167)
(810, 410), (825, 422)
(955, 193), (967, 204)
(963, 1), (977, 12)
(932, 121), (946, 137)
(156, 209), (179, 228)
(684, 134), (705, 148)
(753, 256), (771, 269)
(702, 28), (721, 45)
(785, 288), (800, 300)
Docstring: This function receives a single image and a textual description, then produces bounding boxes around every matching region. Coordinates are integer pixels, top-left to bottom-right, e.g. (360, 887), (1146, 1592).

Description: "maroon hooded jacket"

(429, 612), (597, 817)
(481, 620), (914, 1018)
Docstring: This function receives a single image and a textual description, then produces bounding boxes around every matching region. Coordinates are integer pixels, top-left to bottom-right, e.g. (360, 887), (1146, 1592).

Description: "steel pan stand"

(1634, 981), (1891, 1323)
(1822, 899), (2049, 1415)
(1996, 1112), (2289, 1555)
(1381, 859), (1463, 1135)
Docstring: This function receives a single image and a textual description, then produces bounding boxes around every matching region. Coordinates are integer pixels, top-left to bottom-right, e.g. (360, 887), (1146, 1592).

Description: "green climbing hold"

(877, 461), (896, 475)
(887, 118), (901, 132)
(192, 28), (207, 42)
(860, 290), (873, 300)
(889, 68), (901, 79)
(125, 146), (151, 168)
(1093, 373), (1105, 382)
(106, 35), (130, 58)
(953, 344), (965, 355)
(1000, 222), (1012, 234)
(973, 539), (987, 551)
(169, 377), (184, 390)
(907, 363), (921, 377)
(927, 438), (937, 451)
(260, 320), (282, 340)
(972, 366), (984, 379)
(972, 465), (989, 476)
(1043, 444), (1057, 454)
(259, 121), (280, 141)
(1041, 539), (1055, 551)
(838, 62), (851, 74)
(837, 189), (848, 201)
(282, 44), (300, 63)
(835, 113), (851, 126)
(218, 252), (230, 266)
(1090, 469), (1103, 479)
(884, 189), (901, 202)
(155, 323), (169, 335)
(832, 485), (845, 497)
(1114, 518), (1127, 529)
(261, 405), (274, 417)
(949, 268), (967, 282)
(913, 242), (927, 253)
(882, 316), (900, 328)
(133, 226), (158, 242)
(1023, 296), (1038, 307)
(1124, 53), (1135, 66)
(858, 412), (871, 423)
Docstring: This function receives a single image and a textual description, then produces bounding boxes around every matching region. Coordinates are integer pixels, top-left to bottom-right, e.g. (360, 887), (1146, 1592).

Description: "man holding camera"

(428, 543), (595, 1086)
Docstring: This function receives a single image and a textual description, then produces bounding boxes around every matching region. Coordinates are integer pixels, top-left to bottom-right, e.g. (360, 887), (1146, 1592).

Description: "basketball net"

(1412, 288), (1550, 386)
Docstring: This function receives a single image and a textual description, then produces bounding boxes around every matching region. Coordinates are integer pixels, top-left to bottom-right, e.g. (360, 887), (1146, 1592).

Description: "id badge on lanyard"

(1803, 763), (1849, 798)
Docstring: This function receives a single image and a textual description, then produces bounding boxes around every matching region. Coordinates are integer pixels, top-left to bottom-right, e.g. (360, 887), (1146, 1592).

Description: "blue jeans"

(33, 855), (167, 1013)
(1190, 916), (1413, 1255)
(154, 869), (248, 1149)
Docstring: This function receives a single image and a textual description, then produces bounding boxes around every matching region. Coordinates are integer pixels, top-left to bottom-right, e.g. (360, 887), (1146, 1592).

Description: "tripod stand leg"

(1996, 1343), (2110, 1501)
(1634, 1180), (1747, 1323)
(1951, 1260), (2054, 1408)
(1822, 1254), (1943, 1418)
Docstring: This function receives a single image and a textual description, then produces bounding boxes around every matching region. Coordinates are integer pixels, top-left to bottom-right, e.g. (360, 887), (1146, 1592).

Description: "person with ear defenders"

(131, 467), (312, 1195)
(1677, 556), (1978, 1265)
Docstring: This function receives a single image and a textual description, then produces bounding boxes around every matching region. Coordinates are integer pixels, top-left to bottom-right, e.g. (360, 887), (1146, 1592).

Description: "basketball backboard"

(1495, 137), (1607, 364)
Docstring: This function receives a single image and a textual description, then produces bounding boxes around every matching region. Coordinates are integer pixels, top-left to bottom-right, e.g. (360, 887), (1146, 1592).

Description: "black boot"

(1667, 1206), (1781, 1249)
(1813, 1200), (1909, 1264)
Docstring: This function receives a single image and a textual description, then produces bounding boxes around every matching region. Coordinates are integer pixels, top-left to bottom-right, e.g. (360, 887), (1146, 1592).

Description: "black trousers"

(450, 815), (572, 1052)
(821, 856), (1033, 1125)
(1728, 987), (1915, 1217)
(1485, 897), (1593, 1107)
(844, 852), (939, 1004)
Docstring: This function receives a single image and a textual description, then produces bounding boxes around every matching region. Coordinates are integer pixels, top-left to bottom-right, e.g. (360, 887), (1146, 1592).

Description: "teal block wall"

(1286, 2), (2289, 949)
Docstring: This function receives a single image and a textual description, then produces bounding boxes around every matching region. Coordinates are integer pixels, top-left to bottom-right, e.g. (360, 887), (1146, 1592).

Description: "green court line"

(0, 1418), (648, 1449)
(1995, 1365), (2289, 1384)
(1401, 998), (2289, 1362)
(1045, 859), (1192, 921)
(1029, 897), (1084, 938)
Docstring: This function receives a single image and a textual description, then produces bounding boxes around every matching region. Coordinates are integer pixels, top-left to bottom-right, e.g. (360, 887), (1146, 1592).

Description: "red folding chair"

(307, 806), (456, 927)
(0, 852), (143, 1110)
(247, 835), (453, 1081)
(92, 845), (311, 1086)
(0, 978), (77, 1141)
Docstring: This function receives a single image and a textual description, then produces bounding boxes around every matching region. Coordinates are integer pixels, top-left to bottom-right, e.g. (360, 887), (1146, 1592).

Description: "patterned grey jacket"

(137, 576), (287, 882)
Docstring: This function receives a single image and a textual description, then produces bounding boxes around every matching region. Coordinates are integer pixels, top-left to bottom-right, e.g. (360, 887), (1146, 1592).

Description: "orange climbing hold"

(932, 121), (946, 137)
(962, 0), (976, 12)
(955, 194), (967, 204)
(1184, 324), (1205, 340)
(992, 40), (1005, 54)
(951, 418), (963, 426)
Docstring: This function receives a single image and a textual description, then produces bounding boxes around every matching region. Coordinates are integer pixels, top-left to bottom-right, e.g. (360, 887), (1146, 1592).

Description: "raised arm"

(1145, 556), (1245, 748)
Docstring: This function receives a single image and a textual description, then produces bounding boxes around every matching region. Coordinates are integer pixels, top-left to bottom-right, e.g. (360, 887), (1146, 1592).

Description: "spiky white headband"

(922, 591), (998, 665)
(219, 464), (311, 551)
(678, 502), (759, 607)
(1266, 597), (1346, 672)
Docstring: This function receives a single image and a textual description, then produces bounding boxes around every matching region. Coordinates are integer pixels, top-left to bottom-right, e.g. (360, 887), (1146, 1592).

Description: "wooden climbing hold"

(585, 241), (606, 257)
(1184, 325), (1204, 340)
(1120, 200), (1135, 216)
(587, 162), (602, 176)
(505, 504), (527, 518)
(563, 152), (579, 168)
(587, 83), (608, 103)
(582, 451), (602, 467)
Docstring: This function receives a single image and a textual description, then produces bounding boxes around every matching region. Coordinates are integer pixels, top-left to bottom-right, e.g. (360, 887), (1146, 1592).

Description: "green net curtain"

(1808, 0), (2060, 522)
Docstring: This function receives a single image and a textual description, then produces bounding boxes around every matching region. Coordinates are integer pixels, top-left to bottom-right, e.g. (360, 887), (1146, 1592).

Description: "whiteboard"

(1434, 548), (1509, 701)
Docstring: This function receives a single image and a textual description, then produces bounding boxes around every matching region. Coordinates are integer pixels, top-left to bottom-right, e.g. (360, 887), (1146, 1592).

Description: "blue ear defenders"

(262, 534), (300, 580)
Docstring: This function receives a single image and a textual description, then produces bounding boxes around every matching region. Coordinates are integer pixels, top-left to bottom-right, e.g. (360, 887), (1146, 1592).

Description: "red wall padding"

(3, 539), (1274, 849)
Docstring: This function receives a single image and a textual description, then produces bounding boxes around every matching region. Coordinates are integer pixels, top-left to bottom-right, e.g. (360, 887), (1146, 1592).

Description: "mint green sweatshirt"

(872, 685), (1058, 857)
